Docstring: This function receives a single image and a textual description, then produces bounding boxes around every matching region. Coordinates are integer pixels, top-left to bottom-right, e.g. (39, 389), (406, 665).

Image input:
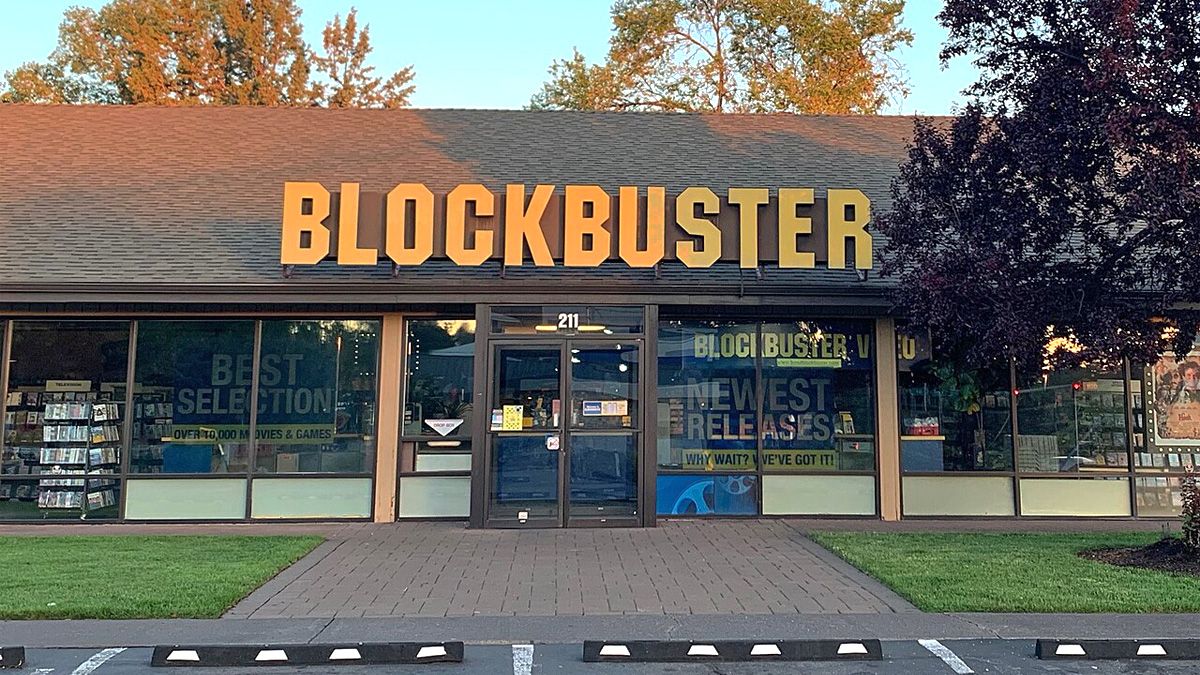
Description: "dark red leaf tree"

(877, 0), (1200, 374)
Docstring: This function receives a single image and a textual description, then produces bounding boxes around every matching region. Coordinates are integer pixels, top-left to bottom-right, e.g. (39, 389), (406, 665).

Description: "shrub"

(1183, 466), (1200, 552)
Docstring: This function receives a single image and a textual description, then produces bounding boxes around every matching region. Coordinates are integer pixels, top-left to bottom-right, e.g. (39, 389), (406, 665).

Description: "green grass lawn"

(811, 532), (1200, 613)
(0, 535), (321, 619)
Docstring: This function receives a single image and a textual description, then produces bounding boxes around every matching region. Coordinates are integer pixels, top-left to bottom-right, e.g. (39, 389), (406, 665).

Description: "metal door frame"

(483, 339), (568, 528)
(478, 336), (646, 528)
(562, 337), (643, 528)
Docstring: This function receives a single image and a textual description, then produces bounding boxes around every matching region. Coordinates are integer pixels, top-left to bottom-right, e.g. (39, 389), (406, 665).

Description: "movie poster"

(1149, 350), (1200, 447)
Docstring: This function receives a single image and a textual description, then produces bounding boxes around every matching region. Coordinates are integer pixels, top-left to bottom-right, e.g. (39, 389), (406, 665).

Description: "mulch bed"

(1080, 538), (1200, 577)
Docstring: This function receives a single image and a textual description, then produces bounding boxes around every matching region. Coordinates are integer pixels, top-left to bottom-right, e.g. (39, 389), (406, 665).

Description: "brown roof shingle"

(0, 106), (927, 303)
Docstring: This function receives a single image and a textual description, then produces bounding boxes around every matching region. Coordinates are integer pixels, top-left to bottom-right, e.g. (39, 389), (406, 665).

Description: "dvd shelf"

(130, 395), (174, 472)
(2, 390), (121, 519)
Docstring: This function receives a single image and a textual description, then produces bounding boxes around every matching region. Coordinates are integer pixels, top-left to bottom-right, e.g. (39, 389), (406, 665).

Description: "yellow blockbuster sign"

(280, 182), (873, 270)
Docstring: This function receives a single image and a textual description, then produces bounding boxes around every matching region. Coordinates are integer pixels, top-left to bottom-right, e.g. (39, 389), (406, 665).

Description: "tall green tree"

(1, 0), (413, 107)
(531, 0), (911, 113)
(311, 8), (414, 108)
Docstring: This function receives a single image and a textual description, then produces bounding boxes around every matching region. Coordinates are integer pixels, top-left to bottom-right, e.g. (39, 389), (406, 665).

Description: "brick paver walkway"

(224, 520), (915, 618)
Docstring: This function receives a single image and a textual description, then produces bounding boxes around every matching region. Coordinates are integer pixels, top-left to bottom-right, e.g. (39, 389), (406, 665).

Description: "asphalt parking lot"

(19, 640), (1200, 674)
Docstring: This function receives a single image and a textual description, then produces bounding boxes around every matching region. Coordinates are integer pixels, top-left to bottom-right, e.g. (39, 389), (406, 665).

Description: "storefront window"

(403, 319), (475, 437)
(1131, 349), (1199, 517)
(131, 321), (255, 474)
(254, 320), (379, 473)
(1016, 366), (1128, 473)
(399, 319), (475, 519)
(1136, 476), (1185, 517)
(898, 332), (1014, 472)
(657, 321), (758, 472)
(2, 321), (129, 520)
(656, 318), (879, 517)
(760, 321), (875, 472)
(1136, 352), (1200, 471)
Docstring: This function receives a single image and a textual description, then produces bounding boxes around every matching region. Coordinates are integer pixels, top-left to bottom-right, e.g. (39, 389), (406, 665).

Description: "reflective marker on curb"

(1057, 644), (1086, 656)
(415, 645), (447, 659)
(1037, 639), (1200, 660)
(150, 642), (464, 667)
(751, 644), (782, 656)
(838, 642), (869, 655)
(1138, 644), (1167, 656)
(583, 639), (883, 662)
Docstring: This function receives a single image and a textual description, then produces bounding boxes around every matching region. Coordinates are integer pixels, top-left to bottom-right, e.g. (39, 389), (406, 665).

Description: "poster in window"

(1149, 349), (1200, 447)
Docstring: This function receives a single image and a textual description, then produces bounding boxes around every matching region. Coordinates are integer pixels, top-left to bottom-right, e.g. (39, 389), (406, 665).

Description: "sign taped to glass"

(280, 183), (873, 270)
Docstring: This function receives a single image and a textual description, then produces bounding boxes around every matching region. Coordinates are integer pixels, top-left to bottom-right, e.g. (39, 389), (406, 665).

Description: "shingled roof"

(0, 105), (925, 307)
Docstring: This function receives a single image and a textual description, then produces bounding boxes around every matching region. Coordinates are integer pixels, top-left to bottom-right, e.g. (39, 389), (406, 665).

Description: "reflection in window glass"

(897, 331), (1014, 471)
(254, 320), (379, 474)
(1016, 367), (1128, 473)
(493, 347), (561, 431)
(657, 322), (757, 471)
(2, 321), (129, 520)
(398, 476), (470, 517)
(570, 344), (638, 429)
(569, 434), (637, 519)
(1136, 351), (1200, 471)
(490, 435), (559, 520)
(657, 319), (879, 474)
(760, 321), (875, 472)
(131, 321), (255, 474)
(403, 320), (475, 436)
(408, 440), (472, 472)
(1136, 476), (1184, 517)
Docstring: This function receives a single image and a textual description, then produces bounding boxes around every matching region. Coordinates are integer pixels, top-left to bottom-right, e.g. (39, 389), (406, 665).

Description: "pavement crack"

(308, 617), (336, 643)
(955, 614), (1003, 639)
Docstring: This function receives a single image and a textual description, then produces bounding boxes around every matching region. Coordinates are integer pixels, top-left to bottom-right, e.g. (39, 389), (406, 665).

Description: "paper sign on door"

(502, 405), (524, 431)
(582, 400), (629, 416)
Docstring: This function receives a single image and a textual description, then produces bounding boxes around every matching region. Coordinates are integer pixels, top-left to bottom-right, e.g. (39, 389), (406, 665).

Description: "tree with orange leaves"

(1, 0), (414, 108)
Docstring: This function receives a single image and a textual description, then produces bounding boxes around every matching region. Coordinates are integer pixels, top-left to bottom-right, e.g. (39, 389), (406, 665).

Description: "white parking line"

(69, 648), (126, 675)
(512, 643), (534, 675)
(919, 639), (974, 674)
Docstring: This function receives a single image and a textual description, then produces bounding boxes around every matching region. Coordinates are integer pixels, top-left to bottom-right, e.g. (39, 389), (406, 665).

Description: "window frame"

(655, 316), (881, 519)
(0, 315), (383, 523)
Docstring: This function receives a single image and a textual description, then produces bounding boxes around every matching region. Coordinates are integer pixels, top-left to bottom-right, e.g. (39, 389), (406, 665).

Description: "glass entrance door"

(486, 341), (640, 527)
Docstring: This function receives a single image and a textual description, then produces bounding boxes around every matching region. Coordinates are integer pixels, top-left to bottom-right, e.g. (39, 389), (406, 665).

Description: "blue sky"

(0, 0), (976, 114)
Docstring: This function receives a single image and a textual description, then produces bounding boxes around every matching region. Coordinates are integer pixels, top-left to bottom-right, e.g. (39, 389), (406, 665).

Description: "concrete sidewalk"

(5, 613), (1200, 648)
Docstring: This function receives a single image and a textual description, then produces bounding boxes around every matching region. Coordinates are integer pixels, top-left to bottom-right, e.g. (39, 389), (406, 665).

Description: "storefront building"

(0, 106), (1195, 524)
